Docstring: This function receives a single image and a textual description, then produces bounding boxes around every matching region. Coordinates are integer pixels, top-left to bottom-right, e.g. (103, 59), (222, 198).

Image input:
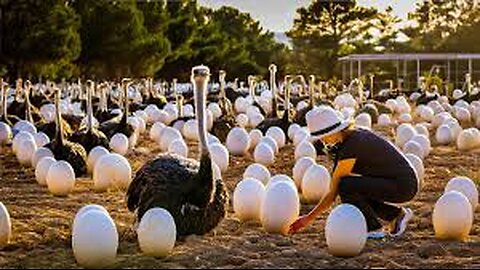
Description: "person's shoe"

(389, 207), (413, 237)
(367, 229), (386, 239)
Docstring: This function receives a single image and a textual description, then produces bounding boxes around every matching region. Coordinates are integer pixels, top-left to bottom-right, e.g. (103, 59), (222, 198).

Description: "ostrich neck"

(309, 82), (314, 108)
(249, 82), (258, 105)
(1, 83), (7, 119)
(25, 86), (33, 123)
(270, 70), (278, 117)
(283, 82), (291, 121)
(55, 89), (65, 146)
(195, 80), (209, 156)
(122, 83), (129, 125)
(87, 83), (94, 132)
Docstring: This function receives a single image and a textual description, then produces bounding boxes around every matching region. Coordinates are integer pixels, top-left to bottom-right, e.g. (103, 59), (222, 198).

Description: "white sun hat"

(306, 106), (351, 139)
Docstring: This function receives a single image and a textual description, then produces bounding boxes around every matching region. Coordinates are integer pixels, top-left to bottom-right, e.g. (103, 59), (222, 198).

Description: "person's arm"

(288, 158), (356, 234)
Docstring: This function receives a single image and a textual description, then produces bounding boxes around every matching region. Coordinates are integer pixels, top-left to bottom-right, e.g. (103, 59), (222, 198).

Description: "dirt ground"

(0, 125), (479, 269)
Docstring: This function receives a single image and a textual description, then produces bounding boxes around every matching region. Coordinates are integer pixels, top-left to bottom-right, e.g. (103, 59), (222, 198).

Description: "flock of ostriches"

(0, 65), (478, 266)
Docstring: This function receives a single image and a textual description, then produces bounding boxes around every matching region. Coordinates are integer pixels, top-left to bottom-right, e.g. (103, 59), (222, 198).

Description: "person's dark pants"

(338, 175), (418, 231)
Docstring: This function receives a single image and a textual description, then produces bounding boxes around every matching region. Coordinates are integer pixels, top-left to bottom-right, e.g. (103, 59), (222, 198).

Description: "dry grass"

(0, 125), (479, 268)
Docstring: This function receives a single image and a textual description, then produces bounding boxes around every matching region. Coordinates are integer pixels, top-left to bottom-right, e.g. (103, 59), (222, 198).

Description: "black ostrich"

(36, 82), (74, 141)
(127, 65), (229, 237)
(94, 82), (118, 123)
(211, 70), (236, 143)
(99, 79), (135, 140)
(268, 64), (279, 118)
(170, 79), (194, 128)
(0, 79), (21, 126)
(70, 80), (110, 153)
(144, 78), (168, 109)
(256, 75), (293, 135)
(45, 87), (87, 177)
(248, 75), (267, 116)
(294, 75), (316, 126)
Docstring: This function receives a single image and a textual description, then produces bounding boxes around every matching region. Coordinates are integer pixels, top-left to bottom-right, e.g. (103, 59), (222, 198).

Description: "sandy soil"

(0, 125), (479, 269)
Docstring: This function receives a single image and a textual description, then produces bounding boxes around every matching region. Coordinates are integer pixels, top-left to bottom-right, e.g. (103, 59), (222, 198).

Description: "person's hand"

(288, 215), (312, 235)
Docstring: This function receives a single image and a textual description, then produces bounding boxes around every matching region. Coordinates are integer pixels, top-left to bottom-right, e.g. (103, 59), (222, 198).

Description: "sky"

(198, 0), (420, 32)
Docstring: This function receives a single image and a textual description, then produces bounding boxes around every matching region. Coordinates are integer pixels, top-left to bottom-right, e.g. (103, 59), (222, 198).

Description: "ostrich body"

(127, 65), (228, 236)
(45, 87), (87, 176)
(99, 80), (135, 140)
(256, 75), (293, 135)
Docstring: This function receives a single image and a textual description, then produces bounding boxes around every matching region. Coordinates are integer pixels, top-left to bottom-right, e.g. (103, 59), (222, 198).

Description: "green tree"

(0, 0), (81, 79)
(404, 0), (479, 52)
(73, 0), (169, 78)
(287, 0), (397, 78)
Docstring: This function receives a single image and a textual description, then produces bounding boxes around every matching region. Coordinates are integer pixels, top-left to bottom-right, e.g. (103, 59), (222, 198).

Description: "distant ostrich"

(70, 80), (110, 153)
(0, 78), (20, 126)
(45, 87), (87, 176)
(211, 70), (236, 142)
(99, 79), (135, 139)
(126, 65), (229, 236)
(256, 75), (293, 135)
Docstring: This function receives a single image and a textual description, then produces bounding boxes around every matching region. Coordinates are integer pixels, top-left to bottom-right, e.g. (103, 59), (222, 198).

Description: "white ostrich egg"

(16, 138), (37, 166)
(12, 131), (34, 154)
(236, 113), (249, 128)
(46, 161), (76, 196)
(226, 127), (250, 156)
(293, 157), (316, 189)
(149, 122), (166, 142)
(410, 134), (431, 157)
(325, 204), (367, 257)
(293, 128), (310, 146)
(355, 113), (372, 129)
(302, 164), (331, 203)
(158, 127), (182, 152)
(182, 119), (198, 141)
(405, 153), (424, 188)
(72, 210), (118, 268)
(288, 124), (301, 141)
(294, 140), (316, 161)
(137, 208), (176, 258)
(31, 147), (54, 168)
(109, 133), (129, 156)
(208, 102), (222, 120)
(260, 136), (279, 154)
(261, 181), (300, 234)
(420, 106), (435, 122)
(436, 125), (453, 145)
(377, 114), (392, 126)
(93, 153), (132, 192)
(266, 126), (286, 149)
(0, 202), (11, 248)
(396, 124), (417, 147)
(168, 139), (188, 158)
(87, 146), (110, 174)
(403, 140), (424, 160)
(233, 178), (266, 221)
(254, 143), (275, 166)
(0, 122), (12, 145)
(243, 163), (271, 185)
(445, 176), (478, 210)
(398, 113), (412, 123)
(249, 129), (263, 150)
(433, 191), (473, 241)
(33, 132), (50, 148)
(13, 120), (36, 134)
(35, 156), (56, 186)
(209, 143), (229, 172)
